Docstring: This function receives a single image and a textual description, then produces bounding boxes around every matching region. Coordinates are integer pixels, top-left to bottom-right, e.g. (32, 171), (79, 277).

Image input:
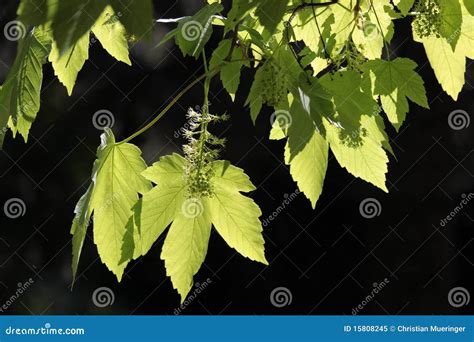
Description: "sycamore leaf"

(17, 0), (50, 25)
(90, 129), (151, 281)
(413, 31), (465, 101)
(285, 98), (328, 208)
(393, 0), (415, 16)
(437, 0), (463, 50)
(128, 154), (267, 300)
(465, 0), (474, 15)
(320, 70), (378, 132)
(209, 39), (247, 101)
(208, 160), (268, 265)
(110, 0), (154, 40)
(70, 183), (94, 284)
(364, 58), (429, 131)
(0, 26), (51, 146)
(323, 115), (389, 192)
(51, 1), (106, 54)
(352, 0), (395, 59)
(49, 33), (90, 96)
(176, 3), (223, 58)
(124, 154), (186, 260)
(92, 6), (131, 65)
(255, 0), (287, 34)
(161, 204), (212, 302)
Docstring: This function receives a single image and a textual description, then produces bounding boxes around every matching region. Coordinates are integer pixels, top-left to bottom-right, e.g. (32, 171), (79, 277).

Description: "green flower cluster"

(182, 108), (228, 198)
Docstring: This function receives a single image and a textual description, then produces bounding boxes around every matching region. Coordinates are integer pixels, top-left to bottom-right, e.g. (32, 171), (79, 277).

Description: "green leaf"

(413, 31), (466, 100)
(0, 27), (51, 145)
(51, 1), (106, 54)
(208, 160), (268, 264)
(393, 0), (415, 16)
(284, 98), (328, 208)
(49, 33), (90, 96)
(161, 204), (212, 302)
(125, 154), (186, 260)
(245, 65), (265, 123)
(17, 0), (50, 25)
(438, 0), (463, 50)
(130, 154), (267, 300)
(92, 6), (131, 65)
(465, 0), (474, 15)
(320, 70), (378, 132)
(255, 0), (287, 34)
(364, 57), (429, 131)
(176, 3), (223, 58)
(90, 129), (151, 280)
(323, 115), (389, 192)
(352, 0), (395, 59)
(70, 183), (94, 284)
(110, 0), (154, 40)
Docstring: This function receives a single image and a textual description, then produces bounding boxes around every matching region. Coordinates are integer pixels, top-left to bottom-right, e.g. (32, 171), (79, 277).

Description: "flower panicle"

(182, 108), (228, 198)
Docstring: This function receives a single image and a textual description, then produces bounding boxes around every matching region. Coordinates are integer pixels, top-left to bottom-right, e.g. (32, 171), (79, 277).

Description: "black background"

(0, 0), (473, 315)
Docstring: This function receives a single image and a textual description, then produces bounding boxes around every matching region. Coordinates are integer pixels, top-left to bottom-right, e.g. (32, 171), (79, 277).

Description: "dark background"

(0, 0), (473, 315)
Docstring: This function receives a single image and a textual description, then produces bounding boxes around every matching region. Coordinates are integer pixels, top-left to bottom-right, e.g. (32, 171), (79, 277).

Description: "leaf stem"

(118, 68), (217, 145)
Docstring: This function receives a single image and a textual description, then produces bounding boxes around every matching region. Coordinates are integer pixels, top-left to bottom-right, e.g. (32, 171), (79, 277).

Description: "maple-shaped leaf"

(364, 57), (429, 131)
(126, 154), (267, 301)
(71, 129), (152, 281)
(0, 26), (51, 146)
